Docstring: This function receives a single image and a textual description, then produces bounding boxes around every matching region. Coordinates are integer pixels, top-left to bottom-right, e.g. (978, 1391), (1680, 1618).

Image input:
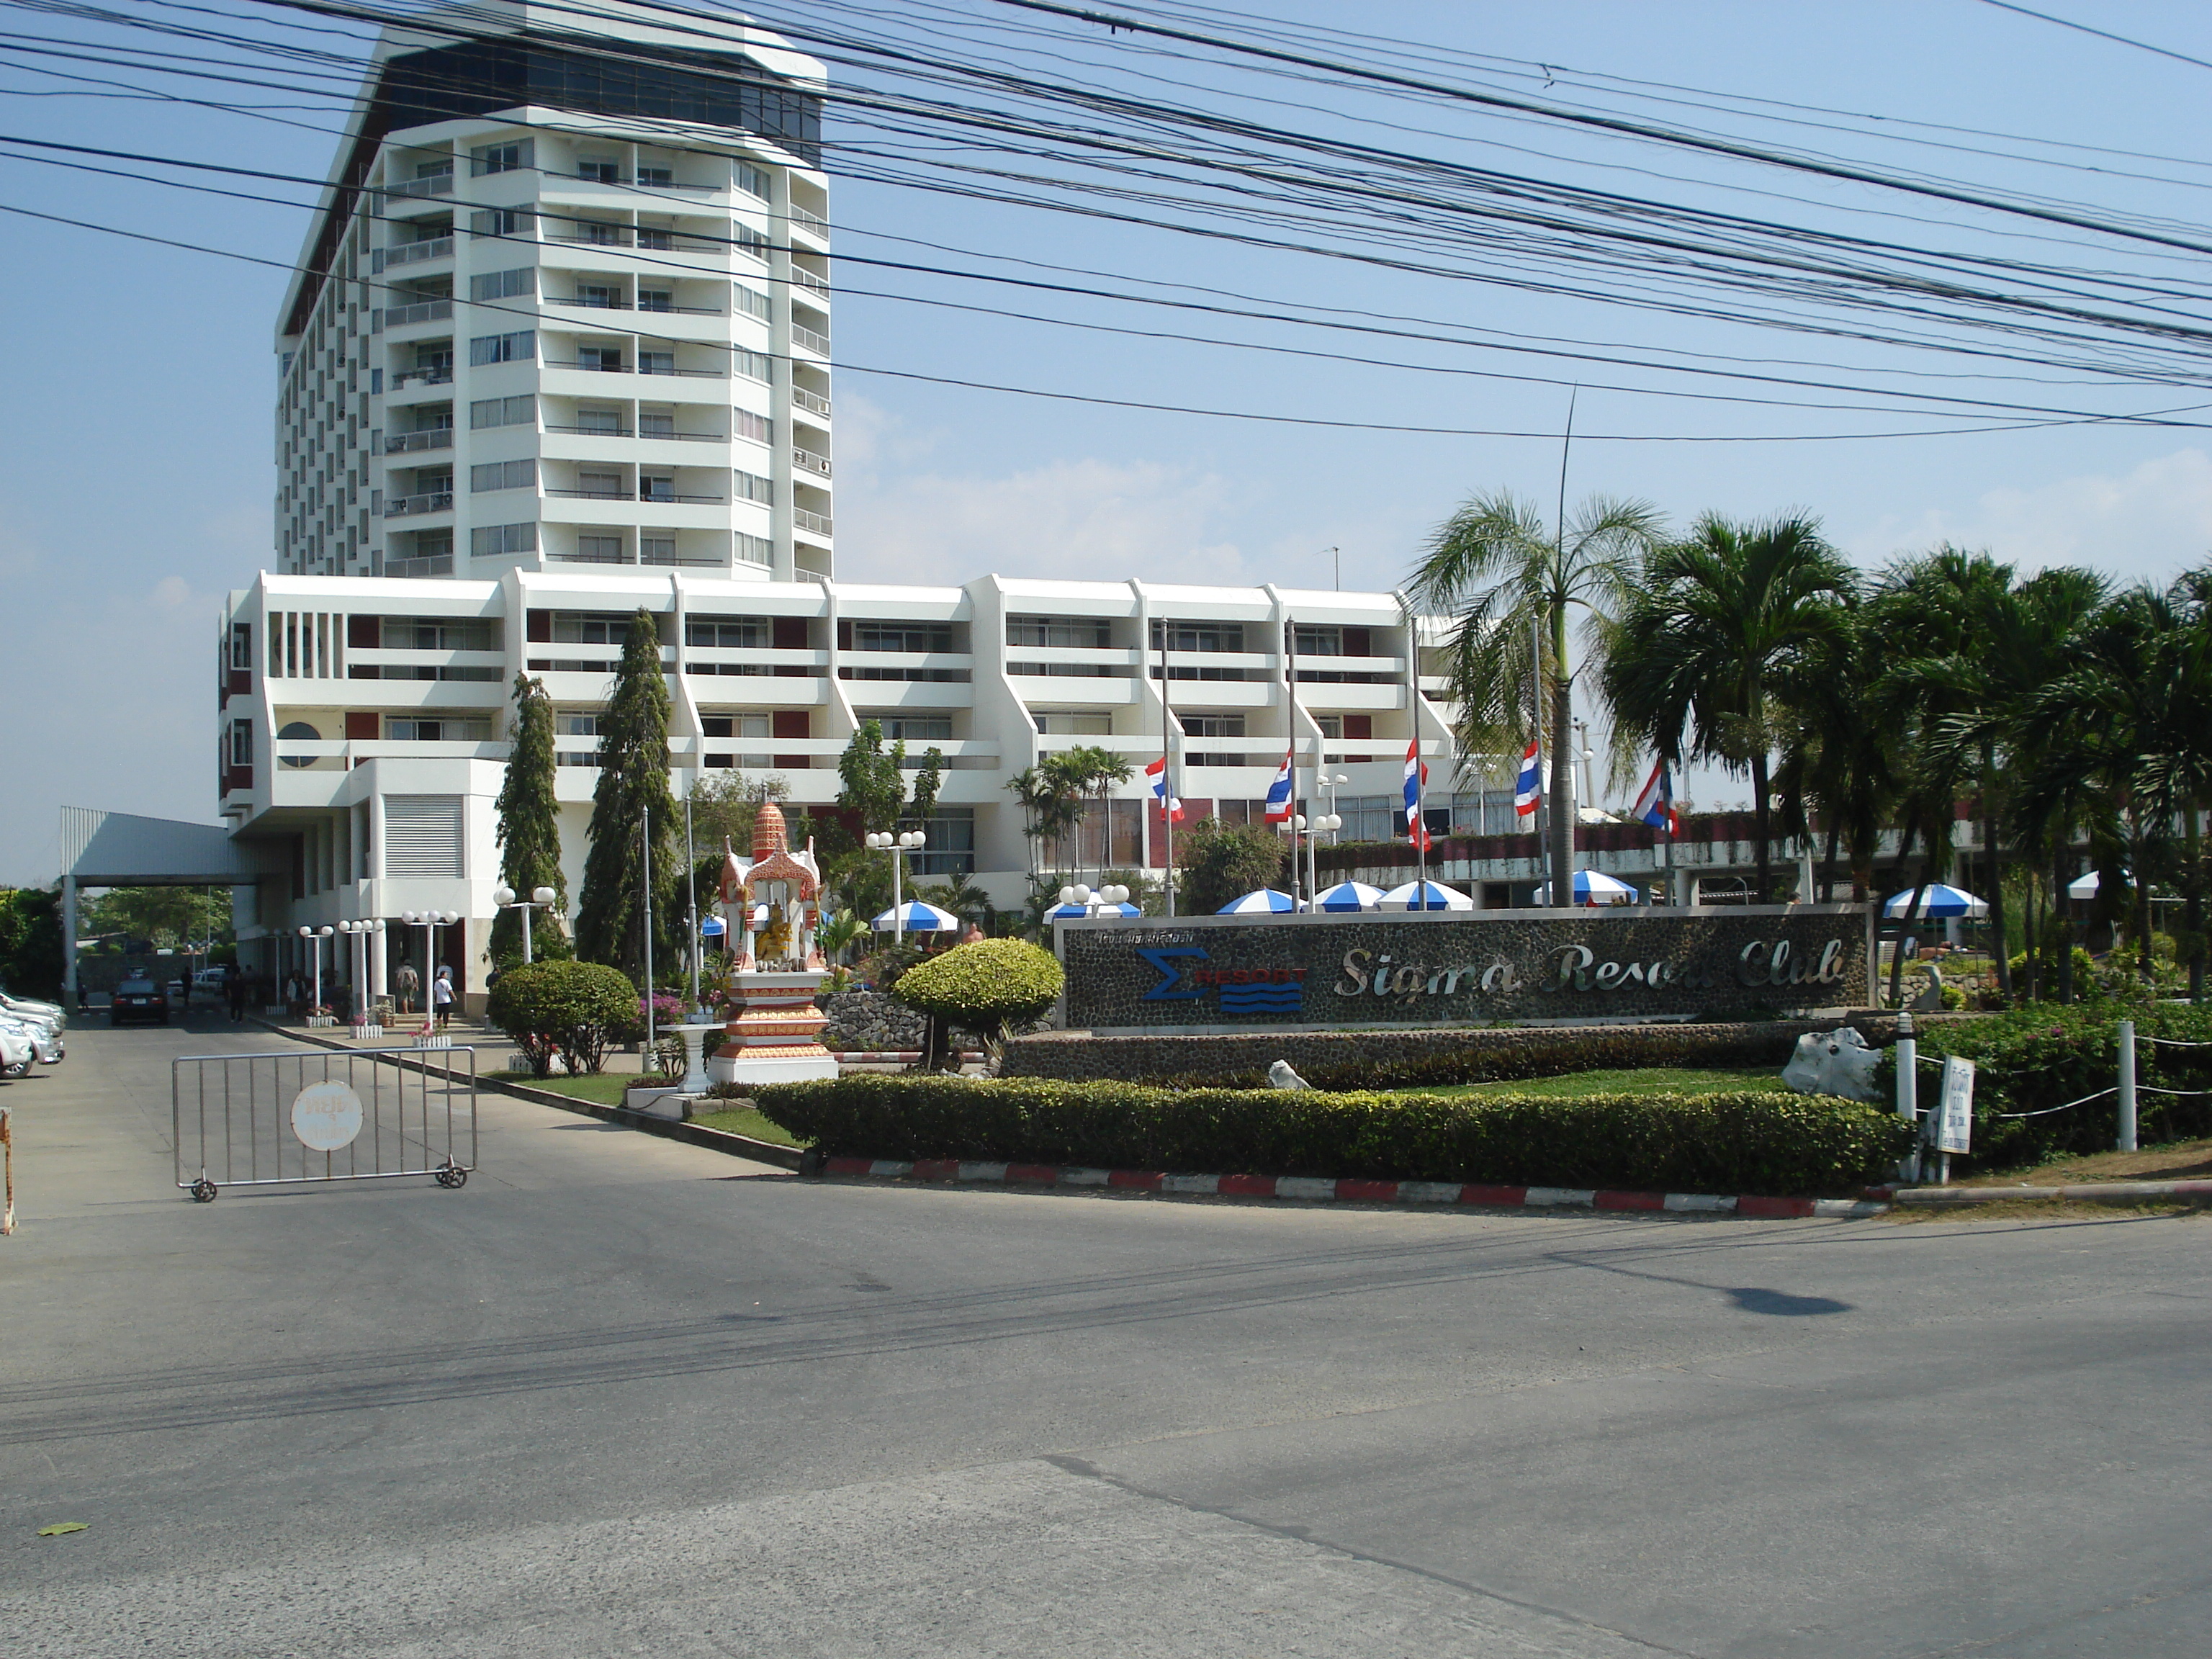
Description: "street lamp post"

(336, 918), (385, 1023)
(295, 924), (334, 1015)
(400, 909), (457, 1017)
(866, 830), (927, 944)
(492, 885), (559, 963)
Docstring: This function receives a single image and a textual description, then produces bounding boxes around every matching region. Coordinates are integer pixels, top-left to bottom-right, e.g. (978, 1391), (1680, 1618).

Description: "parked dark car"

(111, 975), (168, 1027)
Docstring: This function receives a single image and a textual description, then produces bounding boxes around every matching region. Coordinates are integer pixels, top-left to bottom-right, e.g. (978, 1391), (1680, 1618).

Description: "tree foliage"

(1406, 490), (1665, 909)
(836, 719), (907, 835)
(1174, 819), (1287, 915)
(1601, 512), (1856, 903)
(492, 673), (570, 966)
(0, 887), (64, 999)
(575, 608), (680, 985)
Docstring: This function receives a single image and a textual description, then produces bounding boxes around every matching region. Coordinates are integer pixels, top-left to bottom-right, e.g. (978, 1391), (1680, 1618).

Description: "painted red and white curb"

(816, 1156), (1887, 1218)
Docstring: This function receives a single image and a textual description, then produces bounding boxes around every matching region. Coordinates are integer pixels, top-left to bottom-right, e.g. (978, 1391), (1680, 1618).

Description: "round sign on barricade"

(291, 1080), (365, 1153)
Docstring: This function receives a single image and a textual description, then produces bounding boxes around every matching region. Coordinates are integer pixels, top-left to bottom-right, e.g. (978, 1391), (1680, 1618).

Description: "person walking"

(225, 964), (246, 1023)
(431, 964), (455, 1030)
(395, 961), (420, 1017)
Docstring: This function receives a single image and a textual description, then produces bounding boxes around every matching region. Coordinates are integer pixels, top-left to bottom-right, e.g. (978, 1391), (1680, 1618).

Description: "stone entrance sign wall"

(1056, 904), (1873, 1033)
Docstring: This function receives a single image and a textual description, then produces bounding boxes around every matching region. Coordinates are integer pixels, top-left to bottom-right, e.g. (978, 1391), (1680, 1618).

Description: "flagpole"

(1285, 610), (1303, 908)
(1160, 616), (1175, 917)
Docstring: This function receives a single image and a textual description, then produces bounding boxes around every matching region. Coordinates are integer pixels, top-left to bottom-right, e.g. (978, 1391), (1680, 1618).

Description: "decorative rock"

(1267, 1060), (1311, 1091)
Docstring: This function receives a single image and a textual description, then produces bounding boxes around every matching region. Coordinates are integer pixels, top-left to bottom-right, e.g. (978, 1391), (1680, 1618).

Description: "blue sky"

(4, 0), (2212, 880)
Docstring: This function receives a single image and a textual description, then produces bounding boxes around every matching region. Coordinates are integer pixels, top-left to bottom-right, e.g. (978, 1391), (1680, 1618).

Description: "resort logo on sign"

(1333, 937), (1850, 1007)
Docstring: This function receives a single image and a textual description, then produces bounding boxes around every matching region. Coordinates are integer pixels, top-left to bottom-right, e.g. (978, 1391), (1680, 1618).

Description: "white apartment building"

(220, 568), (1460, 1001)
(217, 2), (1469, 1004)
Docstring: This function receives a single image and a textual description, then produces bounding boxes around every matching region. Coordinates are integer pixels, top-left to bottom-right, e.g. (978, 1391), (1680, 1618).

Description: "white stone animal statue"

(1267, 1060), (1312, 1091)
(1780, 1027), (1884, 1102)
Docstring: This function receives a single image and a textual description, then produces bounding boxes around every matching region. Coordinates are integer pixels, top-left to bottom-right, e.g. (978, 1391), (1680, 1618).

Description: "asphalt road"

(3, 1017), (2208, 1657)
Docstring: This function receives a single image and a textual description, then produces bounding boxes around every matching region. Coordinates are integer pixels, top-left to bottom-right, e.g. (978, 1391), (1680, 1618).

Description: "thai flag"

(1514, 739), (1542, 817)
(1264, 750), (1295, 822)
(1145, 755), (1184, 822)
(1403, 738), (1431, 850)
(1632, 759), (1678, 832)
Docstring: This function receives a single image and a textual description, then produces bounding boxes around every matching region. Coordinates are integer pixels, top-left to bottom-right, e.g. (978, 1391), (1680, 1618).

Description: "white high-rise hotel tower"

(276, 1), (832, 584)
(222, 1), (1464, 1005)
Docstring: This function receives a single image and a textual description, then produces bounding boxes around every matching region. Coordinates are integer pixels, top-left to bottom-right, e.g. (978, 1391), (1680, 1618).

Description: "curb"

(814, 1157), (1888, 1218)
(245, 1016), (803, 1172)
(1889, 1179), (2212, 1207)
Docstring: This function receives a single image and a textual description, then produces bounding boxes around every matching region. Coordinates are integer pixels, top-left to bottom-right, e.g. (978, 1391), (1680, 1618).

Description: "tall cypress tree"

(575, 608), (679, 985)
(491, 673), (570, 964)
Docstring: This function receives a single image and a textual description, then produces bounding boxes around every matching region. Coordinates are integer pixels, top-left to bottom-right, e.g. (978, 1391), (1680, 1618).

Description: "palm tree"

(2020, 578), (2212, 998)
(1771, 616), (1895, 904)
(1601, 513), (1856, 905)
(1928, 562), (2107, 1001)
(1406, 490), (1665, 908)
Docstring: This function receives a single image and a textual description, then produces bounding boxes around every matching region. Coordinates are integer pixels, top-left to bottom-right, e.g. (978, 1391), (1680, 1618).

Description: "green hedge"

(1884, 1003), (2212, 1168)
(1007, 1022), (1862, 1092)
(755, 1076), (1910, 1195)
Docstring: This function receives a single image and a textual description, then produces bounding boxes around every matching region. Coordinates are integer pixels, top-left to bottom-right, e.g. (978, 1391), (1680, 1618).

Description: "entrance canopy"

(58, 806), (260, 1003)
(60, 806), (258, 888)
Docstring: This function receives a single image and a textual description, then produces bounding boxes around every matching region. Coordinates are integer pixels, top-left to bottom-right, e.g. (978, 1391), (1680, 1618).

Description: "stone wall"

(819, 988), (925, 1053)
(1061, 906), (1871, 1031)
(1003, 1012), (1974, 1087)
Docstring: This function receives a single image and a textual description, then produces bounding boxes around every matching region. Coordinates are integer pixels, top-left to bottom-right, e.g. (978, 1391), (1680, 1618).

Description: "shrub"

(755, 1076), (1909, 1195)
(1881, 1002), (2212, 1168)
(1174, 819), (1287, 915)
(893, 938), (1064, 1043)
(486, 959), (639, 1077)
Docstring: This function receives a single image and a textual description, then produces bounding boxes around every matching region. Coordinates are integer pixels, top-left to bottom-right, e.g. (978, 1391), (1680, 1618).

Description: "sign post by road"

(1933, 1054), (1975, 1184)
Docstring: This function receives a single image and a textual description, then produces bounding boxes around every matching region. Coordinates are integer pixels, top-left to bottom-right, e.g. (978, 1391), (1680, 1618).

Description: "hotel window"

(470, 140), (531, 176)
(469, 395), (535, 430)
(469, 268), (534, 302)
(468, 330), (534, 365)
(556, 712), (601, 765)
(1007, 616), (1110, 649)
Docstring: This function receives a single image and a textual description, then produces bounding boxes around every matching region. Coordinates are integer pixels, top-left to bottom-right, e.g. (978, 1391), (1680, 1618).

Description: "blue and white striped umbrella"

(1533, 869), (1640, 906)
(1218, 888), (1299, 914)
(871, 900), (962, 932)
(1881, 884), (1987, 920)
(1312, 881), (1385, 912)
(1378, 879), (1474, 912)
(1048, 901), (1141, 920)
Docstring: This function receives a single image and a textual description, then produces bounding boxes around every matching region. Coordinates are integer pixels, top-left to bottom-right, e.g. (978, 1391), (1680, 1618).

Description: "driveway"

(4, 1016), (2208, 1655)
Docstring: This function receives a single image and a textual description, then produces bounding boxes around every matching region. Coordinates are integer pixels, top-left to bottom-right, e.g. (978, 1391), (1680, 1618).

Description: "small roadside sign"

(1935, 1056), (1975, 1154)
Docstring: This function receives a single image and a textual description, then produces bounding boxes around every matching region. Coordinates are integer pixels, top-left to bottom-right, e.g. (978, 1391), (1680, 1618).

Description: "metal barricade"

(171, 1047), (477, 1202)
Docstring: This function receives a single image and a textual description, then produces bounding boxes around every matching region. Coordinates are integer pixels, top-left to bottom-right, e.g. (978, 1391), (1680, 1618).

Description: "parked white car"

(0, 989), (64, 1030)
(0, 1012), (62, 1066)
(0, 1020), (35, 1079)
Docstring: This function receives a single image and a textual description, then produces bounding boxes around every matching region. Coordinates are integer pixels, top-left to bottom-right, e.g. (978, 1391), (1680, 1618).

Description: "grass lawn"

(1954, 1136), (2212, 1188)
(490, 1071), (803, 1146)
(689, 1107), (800, 1147)
(1388, 1066), (1783, 1100)
(488, 1071), (642, 1108)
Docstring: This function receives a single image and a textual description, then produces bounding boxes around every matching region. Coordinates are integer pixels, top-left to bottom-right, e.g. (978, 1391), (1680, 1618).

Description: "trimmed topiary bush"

(487, 959), (639, 1077)
(755, 1075), (1909, 1195)
(893, 938), (1064, 1044)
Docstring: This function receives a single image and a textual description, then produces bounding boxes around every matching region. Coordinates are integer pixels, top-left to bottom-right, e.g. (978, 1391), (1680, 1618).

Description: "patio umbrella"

(2067, 870), (2129, 899)
(871, 900), (961, 932)
(1378, 879), (1474, 911)
(1047, 901), (1141, 920)
(1311, 880), (1385, 912)
(1881, 884), (1987, 920)
(1217, 889), (1299, 914)
(1532, 869), (1640, 906)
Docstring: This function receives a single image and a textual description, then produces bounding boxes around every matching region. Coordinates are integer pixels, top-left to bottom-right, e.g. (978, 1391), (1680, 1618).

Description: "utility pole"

(642, 805), (655, 1064)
